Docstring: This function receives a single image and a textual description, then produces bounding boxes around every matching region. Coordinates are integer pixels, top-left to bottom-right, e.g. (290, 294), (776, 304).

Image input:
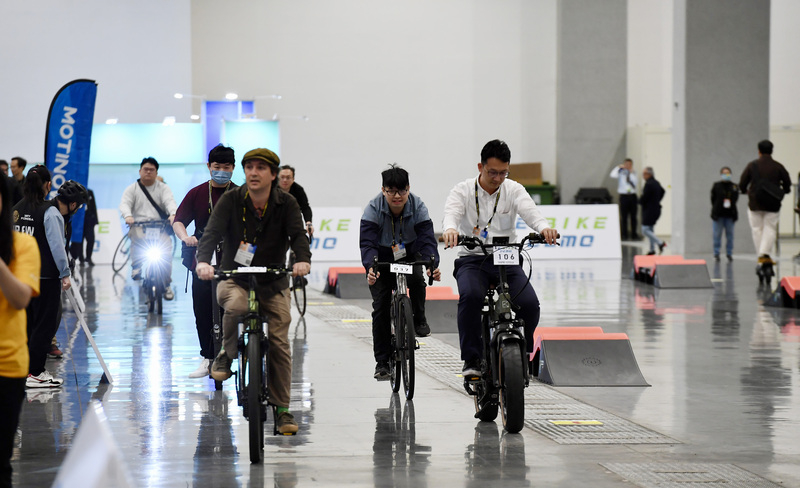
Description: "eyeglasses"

(485, 169), (509, 178)
(279, 175), (293, 180)
(383, 188), (408, 197)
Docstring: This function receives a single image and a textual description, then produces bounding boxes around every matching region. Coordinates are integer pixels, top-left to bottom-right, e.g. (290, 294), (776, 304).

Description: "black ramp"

(536, 339), (650, 387)
(425, 300), (458, 333)
(335, 273), (372, 299)
(654, 264), (712, 289)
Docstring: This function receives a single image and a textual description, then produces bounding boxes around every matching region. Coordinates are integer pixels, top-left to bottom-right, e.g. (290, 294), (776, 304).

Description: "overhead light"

(162, 116), (176, 126)
(255, 94), (283, 100)
(225, 92), (238, 100)
(105, 118), (118, 125)
(174, 93), (206, 99)
(173, 93), (184, 99)
(190, 114), (200, 121)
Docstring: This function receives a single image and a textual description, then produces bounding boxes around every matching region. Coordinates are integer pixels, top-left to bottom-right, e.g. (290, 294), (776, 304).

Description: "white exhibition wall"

(1, 0), (798, 233)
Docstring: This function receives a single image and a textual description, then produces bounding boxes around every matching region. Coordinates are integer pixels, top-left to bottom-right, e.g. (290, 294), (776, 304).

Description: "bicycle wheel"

(499, 343), (525, 433)
(247, 334), (264, 463)
(389, 300), (402, 393)
(112, 235), (131, 273)
(399, 296), (415, 400)
(292, 276), (307, 316)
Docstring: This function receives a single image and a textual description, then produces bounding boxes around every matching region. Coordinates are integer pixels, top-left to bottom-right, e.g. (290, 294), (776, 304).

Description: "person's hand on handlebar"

(182, 235), (199, 247)
(442, 228), (459, 249)
(293, 261), (310, 277)
(367, 267), (379, 286)
(196, 262), (214, 281)
(125, 216), (134, 225)
(540, 227), (559, 246)
(428, 268), (441, 282)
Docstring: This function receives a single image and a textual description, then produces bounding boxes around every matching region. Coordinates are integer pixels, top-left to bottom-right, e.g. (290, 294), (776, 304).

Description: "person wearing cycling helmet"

(13, 176), (87, 388)
(441, 140), (558, 377)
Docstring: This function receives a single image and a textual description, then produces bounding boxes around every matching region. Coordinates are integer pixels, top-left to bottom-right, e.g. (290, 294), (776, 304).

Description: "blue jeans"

(641, 225), (662, 252)
(712, 218), (735, 256)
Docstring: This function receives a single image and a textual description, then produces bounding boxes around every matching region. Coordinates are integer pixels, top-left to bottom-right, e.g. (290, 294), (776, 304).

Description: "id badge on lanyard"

(392, 242), (407, 260)
(234, 241), (257, 266)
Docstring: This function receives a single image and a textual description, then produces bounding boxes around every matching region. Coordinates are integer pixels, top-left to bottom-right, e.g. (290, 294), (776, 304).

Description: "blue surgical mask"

(721, 173), (732, 181)
(210, 170), (233, 185)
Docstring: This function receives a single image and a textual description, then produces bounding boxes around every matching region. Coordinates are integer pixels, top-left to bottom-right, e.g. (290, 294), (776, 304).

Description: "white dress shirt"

(119, 180), (178, 222)
(442, 176), (549, 257)
(609, 166), (637, 195)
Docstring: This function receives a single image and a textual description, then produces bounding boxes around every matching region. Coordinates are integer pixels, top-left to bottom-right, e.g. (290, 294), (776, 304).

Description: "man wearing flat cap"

(196, 147), (311, 435)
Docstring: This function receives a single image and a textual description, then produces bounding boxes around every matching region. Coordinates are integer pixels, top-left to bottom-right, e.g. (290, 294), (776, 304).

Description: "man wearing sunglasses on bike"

(196, 147), (310, 435)
(441, 140), (559, 377)
(360, 164), (441, 381)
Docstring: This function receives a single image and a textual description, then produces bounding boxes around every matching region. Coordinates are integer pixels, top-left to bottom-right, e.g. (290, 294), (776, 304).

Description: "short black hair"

(381, 164), (409, 189)
(11, 157), (27, 170)
(480, 140), (511, 164)
(280, 165), (296, 176)
(140, 157), (159, 170)
(758, 140), (773, 155)
(208, 144), (235, 165)
(720, 166), (732, 173)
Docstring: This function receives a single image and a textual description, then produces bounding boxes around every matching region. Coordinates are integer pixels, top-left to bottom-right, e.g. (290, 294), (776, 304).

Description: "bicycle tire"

(112, 235), (131, 273)
(389, 300), (402, 393)
(293, 276), (306, 316)
(499, 343), (525, 433)
(399, 296), (415, 400)
(247, 335), (264, 463)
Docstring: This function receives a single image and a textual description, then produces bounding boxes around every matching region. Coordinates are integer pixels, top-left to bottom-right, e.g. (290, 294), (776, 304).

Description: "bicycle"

(371, 255), (435, 400)
(213, 266), (295, 464)
(452, 232), (553, 433)
(133, 220), (173, 314)
(111, 233), (131, 273)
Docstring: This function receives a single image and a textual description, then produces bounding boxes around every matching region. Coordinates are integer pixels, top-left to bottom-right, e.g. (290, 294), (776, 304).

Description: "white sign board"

(309, 207), (362, 261)
(92, 209), (126, 265)
(515, 204), (621, 259)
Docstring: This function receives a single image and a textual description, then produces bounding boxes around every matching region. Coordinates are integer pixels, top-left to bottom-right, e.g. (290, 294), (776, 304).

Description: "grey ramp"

(654, 263), (712, 289)
(536, 339), (650, 387)
(425, 300), (458, 333)
(334, 273), (372, 299)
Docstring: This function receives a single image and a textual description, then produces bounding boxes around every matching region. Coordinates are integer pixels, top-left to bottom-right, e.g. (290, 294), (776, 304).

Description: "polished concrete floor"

(11, 240), (800, 487)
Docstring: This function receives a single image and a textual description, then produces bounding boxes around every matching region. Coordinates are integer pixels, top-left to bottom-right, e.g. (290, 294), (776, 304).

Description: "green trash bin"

(525, 184), (557, 205)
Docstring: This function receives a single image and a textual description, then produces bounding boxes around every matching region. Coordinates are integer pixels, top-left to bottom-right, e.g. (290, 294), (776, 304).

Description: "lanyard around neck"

(475, 178), (501, 234)
(390, 213), (403, 245)
(208, 180), (231, 214)
(243, 190), (267, 243)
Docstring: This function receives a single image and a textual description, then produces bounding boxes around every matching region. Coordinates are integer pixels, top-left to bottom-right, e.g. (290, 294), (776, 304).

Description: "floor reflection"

(372, 394), (431, 487)
(464, 422), (529, 486)
(193, 391), (239, 488)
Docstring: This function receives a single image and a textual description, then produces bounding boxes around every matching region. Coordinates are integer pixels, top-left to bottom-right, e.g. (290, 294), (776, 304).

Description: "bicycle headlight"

(145, 245), (164, 264)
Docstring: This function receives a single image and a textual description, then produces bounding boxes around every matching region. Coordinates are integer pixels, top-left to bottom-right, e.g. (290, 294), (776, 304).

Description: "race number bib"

(493, 247), (519, 266)
(390, 263), (413, 275)
(145, 227), (160, 241)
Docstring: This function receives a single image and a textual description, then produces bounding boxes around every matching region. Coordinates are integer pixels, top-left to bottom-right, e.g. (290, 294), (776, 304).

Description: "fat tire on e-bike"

(499, 343), (525, 433)
(247, 335), (264, 463)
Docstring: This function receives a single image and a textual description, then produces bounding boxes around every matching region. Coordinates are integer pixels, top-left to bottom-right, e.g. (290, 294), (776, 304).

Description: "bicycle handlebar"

(440, 232), (558, 255)
(371, 255), (437, 286)
(214, 266), (293, 281)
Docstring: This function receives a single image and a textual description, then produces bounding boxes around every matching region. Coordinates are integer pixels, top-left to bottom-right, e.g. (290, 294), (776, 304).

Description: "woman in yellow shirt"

(0, 172), (40, 488)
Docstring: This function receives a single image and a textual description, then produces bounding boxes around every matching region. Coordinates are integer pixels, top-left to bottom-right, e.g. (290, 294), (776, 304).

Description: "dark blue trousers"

(454, 255), (540, 361)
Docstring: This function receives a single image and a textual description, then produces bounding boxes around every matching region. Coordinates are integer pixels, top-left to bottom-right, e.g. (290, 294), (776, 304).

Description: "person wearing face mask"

(173, 144), (238, 379)
(710, 166), (739, 262)
(14, 175), (88, 388)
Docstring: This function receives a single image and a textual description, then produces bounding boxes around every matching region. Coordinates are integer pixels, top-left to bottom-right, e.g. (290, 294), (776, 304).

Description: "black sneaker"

(727, 255), (733, 262)
(462, 359), (481, 377)
(414, 323), (431, 337)
(374, 361), (390, 381)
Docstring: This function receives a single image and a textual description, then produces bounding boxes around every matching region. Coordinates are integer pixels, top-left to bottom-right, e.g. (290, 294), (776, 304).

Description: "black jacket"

(739, 155), (791, 212)
(710, 180), (739, 221)
(639, 177), (665, 226)
(197, 185), (311, 296)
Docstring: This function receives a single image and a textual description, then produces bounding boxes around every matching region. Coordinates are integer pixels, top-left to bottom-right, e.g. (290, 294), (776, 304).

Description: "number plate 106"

(493, 247), (519, 266)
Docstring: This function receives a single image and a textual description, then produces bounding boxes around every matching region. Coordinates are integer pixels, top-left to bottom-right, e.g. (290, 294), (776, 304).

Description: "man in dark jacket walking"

(639, 167), (666, 255)
(738, 140), (791, 280)
(710, 167), (738, 261)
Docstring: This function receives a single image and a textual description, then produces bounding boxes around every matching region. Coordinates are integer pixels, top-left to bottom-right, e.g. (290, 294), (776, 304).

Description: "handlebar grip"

(427, 255), (435, 286)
